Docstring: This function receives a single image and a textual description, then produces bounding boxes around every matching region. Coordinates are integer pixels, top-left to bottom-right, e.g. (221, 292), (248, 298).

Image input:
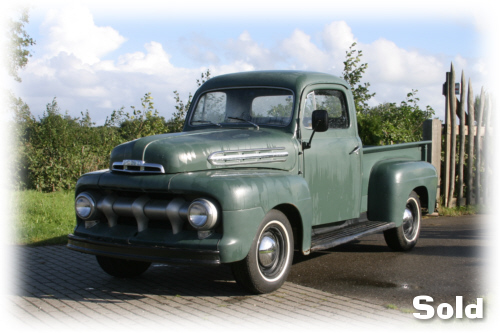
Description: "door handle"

(349, 145), (360, 155)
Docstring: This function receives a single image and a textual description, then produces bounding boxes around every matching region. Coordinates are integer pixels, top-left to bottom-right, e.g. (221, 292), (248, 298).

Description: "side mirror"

(303, 110), (328, 150)
(312, 110), (329, 132)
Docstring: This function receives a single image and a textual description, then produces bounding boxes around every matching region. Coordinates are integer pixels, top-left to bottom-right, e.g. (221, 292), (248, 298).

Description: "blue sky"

(90, 17), (480, 63)
(6, 0), (496, 124)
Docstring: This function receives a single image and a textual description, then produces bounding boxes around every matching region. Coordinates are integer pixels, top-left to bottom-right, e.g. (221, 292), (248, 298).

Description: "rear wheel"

(96, 256), (151, 278)
(232, 210), (294, 294)
(384, 191), (421, 251)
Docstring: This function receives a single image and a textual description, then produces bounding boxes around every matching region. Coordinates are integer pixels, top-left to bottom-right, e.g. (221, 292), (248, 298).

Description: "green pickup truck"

(68, 71), (437, 294)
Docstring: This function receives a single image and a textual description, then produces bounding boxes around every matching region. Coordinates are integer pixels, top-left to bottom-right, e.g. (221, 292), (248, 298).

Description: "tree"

(7, 8), (36, 82)
(341, 43), (434, 145)
(169, 90), (193, 133)
(8, 9), (36, 188)
(341, 42), (375, 113)
(11, 94), (35, 189)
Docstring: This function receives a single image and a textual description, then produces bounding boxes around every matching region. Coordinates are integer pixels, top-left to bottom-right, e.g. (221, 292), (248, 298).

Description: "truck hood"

(109, 128), (298, 174)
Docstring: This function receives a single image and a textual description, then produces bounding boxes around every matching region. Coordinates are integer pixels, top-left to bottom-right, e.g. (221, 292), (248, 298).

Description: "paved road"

(7, 215), (491, 331)
(288, 214), (489, 310)
(8, 246), (413, 331)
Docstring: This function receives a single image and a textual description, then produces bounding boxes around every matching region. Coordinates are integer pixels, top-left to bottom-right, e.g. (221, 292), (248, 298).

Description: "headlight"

(75, 192), (96, 220)
(187, 198), (218, 230)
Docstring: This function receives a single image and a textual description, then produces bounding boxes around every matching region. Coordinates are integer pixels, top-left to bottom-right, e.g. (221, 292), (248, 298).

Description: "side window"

(303, 90), (349, 129)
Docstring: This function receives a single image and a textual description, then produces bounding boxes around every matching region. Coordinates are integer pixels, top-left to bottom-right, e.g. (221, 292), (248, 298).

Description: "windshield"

(190, 88), (294, 128)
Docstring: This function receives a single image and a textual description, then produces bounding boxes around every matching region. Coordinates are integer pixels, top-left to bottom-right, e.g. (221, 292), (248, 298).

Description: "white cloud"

(117, 42), (174, 75)
(280, 29), (330, 71)
(42, 5), (126, 64)
(224, 31), (276, 69)
(363, 38), (444, 86)
(215, 61), (257, 75)
(321, 21), (356, 60)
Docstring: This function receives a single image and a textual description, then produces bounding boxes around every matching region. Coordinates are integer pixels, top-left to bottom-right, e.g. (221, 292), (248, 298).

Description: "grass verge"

(384, 303), (414, 314)
(15, 190), (75, 246)
(437, 205), (482, 217)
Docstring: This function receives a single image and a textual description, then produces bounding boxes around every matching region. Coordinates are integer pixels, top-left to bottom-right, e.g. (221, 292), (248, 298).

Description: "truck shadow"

(292, 240), (390, 264)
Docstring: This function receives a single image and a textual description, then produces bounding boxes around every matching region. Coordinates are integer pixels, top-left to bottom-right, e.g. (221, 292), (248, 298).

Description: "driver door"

(301, 85), (362, 226)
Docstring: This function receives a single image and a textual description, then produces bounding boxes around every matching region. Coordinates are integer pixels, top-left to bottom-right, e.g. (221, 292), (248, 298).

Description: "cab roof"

(198, 70), (350, 94)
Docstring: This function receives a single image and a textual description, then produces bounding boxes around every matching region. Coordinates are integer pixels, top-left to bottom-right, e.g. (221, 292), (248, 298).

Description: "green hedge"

(13, 93), (183, 192)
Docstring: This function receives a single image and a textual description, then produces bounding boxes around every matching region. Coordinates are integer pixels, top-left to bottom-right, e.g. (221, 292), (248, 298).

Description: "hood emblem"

(208, 148), (288, 166)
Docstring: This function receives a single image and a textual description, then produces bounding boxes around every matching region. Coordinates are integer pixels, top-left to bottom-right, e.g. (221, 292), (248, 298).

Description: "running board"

(310, 221), (396, 252)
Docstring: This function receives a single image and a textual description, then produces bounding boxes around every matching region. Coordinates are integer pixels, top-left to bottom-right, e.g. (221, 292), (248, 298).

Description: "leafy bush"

(16, 98), (121, 191)
(357, 90), (435, 145)
(104, 92), (169, 141)
(14, 94), (171, 192)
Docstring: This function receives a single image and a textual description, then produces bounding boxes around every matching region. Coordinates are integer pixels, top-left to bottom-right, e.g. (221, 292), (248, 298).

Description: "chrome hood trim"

(208, 148), (288, 166)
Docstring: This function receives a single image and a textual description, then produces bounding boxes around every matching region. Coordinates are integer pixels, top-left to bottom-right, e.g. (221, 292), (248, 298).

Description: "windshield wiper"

(227, 117), (259, 130)
(191, 120), (222, 127)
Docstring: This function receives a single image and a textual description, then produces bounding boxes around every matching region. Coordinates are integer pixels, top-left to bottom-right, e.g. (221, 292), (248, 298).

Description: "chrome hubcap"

(258, 234), (278, 267)
(257, 222), (288, 280)
(403, 207), (414, 236)
(402, 197), (420, 241)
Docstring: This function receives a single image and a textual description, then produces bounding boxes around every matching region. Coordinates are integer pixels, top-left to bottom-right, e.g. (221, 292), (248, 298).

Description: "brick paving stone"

(282, 283), (410, 323)
(8, 245), (418, 331)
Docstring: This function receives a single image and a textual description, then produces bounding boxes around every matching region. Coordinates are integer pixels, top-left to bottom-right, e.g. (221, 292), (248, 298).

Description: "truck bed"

(360, 140), (432, 213)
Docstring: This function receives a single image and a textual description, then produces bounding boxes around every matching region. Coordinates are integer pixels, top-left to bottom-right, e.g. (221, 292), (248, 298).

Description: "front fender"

(169, 170), (313, 262)
(367, 159), (437, 226)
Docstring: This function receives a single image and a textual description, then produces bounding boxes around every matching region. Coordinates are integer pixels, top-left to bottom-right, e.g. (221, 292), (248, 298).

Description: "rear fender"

(367, 159), (437, 226)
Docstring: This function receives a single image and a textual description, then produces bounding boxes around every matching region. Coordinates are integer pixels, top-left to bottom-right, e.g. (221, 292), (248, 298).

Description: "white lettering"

(413, 296), (484, 319)
(413, 295), (434, 319)
(437, 303), (454, 319)
(465, 298), (483, 319)
(456, 296), (463, 318)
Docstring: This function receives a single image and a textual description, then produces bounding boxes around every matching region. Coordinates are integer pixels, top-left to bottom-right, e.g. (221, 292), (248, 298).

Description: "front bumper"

(67, 234), (221, 265)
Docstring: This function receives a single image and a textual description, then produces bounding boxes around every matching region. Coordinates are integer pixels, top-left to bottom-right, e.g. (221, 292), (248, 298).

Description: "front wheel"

(96, 255), (151, 278)
(383, 191), (421, 251)
(231, 210), (294, 294)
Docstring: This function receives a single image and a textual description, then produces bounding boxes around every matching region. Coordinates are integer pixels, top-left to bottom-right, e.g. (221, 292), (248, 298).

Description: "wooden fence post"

(443, 71), (451, 207)
(447, 64), (457, 207)
(440, 63), (489, 208)
(457, 71), (466, 207)
(423, 118), (442, 205)
(483, 94), (492, 202)
(474, 88), (485, 205)
(466, 79), (475, 205)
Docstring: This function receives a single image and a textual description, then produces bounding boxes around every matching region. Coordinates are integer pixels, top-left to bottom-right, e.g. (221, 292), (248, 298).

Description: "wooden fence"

(423, 62), (492, 208)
